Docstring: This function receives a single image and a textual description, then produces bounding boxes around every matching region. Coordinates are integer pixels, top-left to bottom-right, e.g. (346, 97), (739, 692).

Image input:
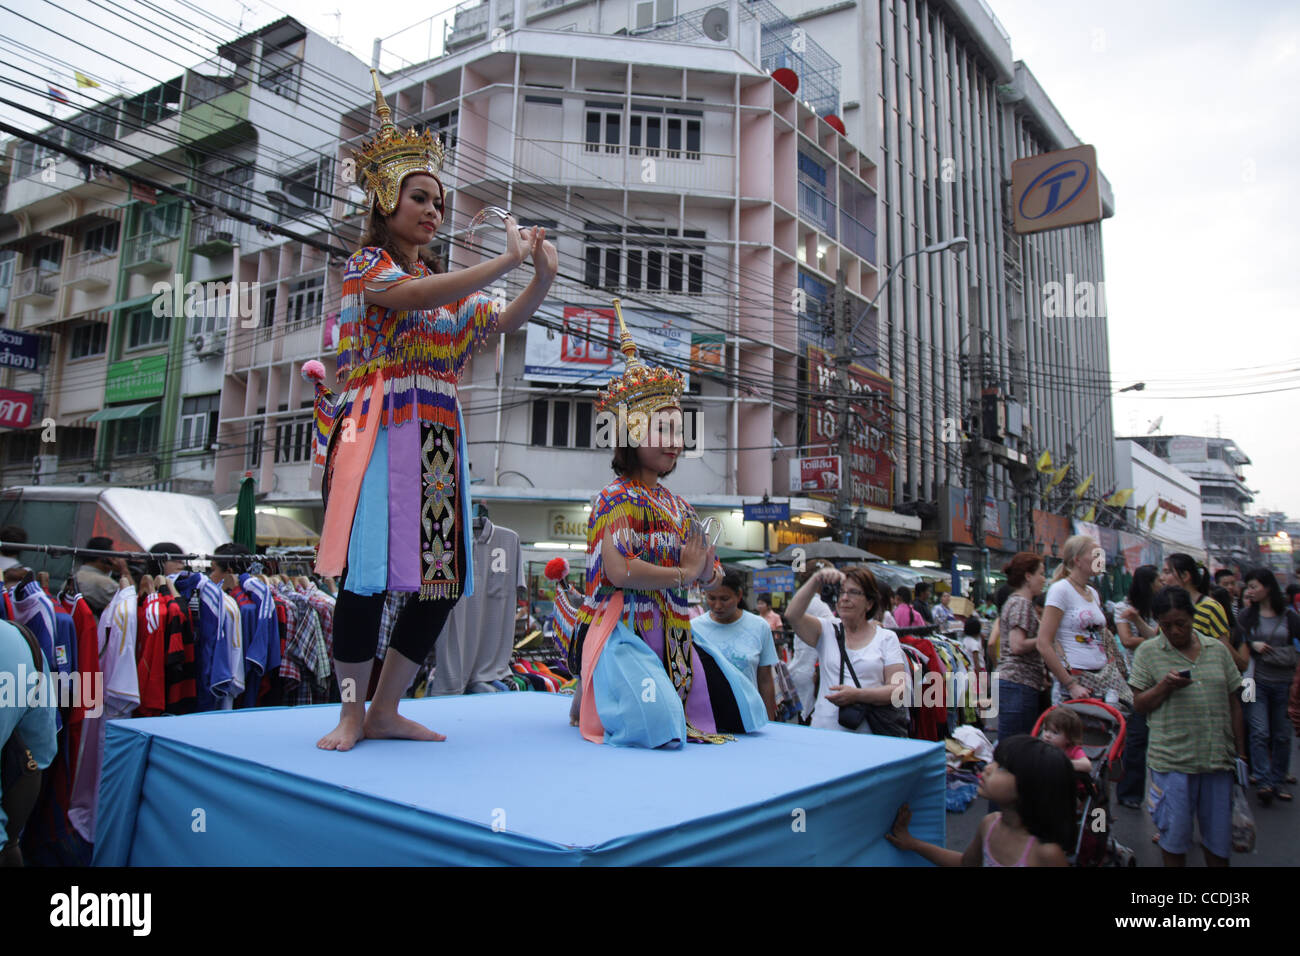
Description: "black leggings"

(333, 587), (456, 664)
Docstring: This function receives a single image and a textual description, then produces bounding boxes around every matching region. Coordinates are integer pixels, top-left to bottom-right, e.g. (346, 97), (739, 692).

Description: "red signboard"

(805, 346), (893, 509)
(0, 389), (35, 429)
(789, 455), (841, 493)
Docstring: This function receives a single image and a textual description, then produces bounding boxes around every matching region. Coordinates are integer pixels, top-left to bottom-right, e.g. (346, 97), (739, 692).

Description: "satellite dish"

(1147, 416), (1163, 435)
(702, 7), (729, 41)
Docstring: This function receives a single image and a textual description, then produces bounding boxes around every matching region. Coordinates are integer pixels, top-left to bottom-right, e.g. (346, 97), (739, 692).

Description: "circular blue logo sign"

(1018, 159), (1091, 221)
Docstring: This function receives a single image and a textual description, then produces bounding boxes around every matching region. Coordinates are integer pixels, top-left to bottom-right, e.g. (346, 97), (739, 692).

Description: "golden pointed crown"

(354, 69), (446, 216)
(595, 299), (685, 416)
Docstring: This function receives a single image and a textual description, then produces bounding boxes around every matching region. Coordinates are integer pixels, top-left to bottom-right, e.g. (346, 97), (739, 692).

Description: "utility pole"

(964, 284), (989, 600)
(833, 267), (853, 545)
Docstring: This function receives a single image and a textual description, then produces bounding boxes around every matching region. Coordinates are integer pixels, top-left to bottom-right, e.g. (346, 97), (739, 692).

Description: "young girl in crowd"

(1040, 707), (1093, 774)
(887, 735), (1074, 866)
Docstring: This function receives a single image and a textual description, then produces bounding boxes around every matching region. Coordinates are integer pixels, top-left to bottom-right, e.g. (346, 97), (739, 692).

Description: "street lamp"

(1064, 381), (1145, 460)
(834, 236), (969, 544)
(849, 236), (969, 345)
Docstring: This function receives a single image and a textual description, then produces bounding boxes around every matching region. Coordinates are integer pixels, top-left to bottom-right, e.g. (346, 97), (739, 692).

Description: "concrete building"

(1126, 434), (1253, 570)
(0, 18), (372, 507)
(1113, 438), (1204, 563)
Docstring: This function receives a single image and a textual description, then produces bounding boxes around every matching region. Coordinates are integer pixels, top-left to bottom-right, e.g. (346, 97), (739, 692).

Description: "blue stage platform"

(93, 694), (945, 866)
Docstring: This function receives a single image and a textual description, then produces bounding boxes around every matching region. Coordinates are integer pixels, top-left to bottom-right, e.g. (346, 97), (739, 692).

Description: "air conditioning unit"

(34, 455), (58, 476)
(77, 471), (98, 484)
(192, 330), (226, 358)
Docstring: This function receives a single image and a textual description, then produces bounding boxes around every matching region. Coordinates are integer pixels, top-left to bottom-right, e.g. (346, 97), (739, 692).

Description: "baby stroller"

(1032, 698), (1135, 867)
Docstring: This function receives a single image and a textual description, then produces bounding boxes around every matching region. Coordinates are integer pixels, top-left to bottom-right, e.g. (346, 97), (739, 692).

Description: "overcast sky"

(989, 0), (1300, 516)
(3, 0), (1297, 516)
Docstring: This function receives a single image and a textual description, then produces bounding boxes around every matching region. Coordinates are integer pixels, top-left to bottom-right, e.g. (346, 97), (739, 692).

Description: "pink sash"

(315, 370), (384, 576)
(578, 591), (624, 745)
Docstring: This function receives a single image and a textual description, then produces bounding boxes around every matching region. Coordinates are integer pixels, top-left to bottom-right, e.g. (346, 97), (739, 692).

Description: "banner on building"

(1258, 534), (1294, 577)
(523, 303), (691, 387)
(1033, 509), (1072, 556)
(0, 329), (41, 372)
(0, 389), (36, 429)
(690, 332), (724, 367)
(1011, 144), (1103, 235)
(105, 355), (167, 403)
(805, 346), (893, 510)
(1167, 437), (1207, 463)
(788, 455), (840, 494)
(944, 486), (1008, 548)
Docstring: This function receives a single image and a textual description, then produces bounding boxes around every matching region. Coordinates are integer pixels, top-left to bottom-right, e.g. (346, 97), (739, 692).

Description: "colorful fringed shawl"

(571, 476), (724, 710)
(313, 246), (499, 599)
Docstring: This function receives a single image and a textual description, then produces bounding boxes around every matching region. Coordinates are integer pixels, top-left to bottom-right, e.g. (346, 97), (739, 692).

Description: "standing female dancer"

(312, 72), (556, 750)
(568, 303), (767, 747)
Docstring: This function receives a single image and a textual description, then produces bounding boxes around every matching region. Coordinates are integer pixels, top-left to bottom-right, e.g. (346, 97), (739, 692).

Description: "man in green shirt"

(1130, 588), (1247, 868)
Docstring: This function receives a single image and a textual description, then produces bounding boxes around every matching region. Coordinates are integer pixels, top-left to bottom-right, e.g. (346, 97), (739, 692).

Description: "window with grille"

(248, 408), (266, 469)
(67, 103), (120, 153)
(632, 0), (675, 31)
(414, 109), (458, 152)
(114, 409), (161, 457)
(188, 277), (235, 336)
(57, 427), (96, 462)
(32, 240), (63, 272)
(69, 322), (108, 359)
(82, 222), (119, 256)
(282, 158), (332, 210)
(285, 276), (323, 327)
(531, 397), (596, 449)
(274, 401), (315, 463)
(179, 393), (220, 452)
(584, 103), (621, 154)
(202, 161), (255, 212)
(260, 287), (278, 339)
(585, 224), (704, 294)
(629, 106), (701, 160)
(126, 306), (169, 350)
(135, 203), (182, 239)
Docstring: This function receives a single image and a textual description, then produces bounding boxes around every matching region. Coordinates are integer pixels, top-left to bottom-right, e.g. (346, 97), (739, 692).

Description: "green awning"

(86, 401), (159, 423)
(107, 293), (157, 312)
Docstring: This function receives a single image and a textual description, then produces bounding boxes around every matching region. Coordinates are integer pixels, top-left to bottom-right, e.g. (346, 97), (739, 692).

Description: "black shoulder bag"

(835, 623), (909, 737)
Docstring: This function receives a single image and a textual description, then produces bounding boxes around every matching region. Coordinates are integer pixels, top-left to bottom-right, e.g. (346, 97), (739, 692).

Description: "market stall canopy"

(771, 541), (883, 563)
(222, 511), (320, 547)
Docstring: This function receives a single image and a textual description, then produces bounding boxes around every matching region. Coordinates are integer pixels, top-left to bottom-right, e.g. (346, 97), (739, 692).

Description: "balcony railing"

(65, 249), (117, 289)
(446, 0), (514, 49)
(13, 266), (60, 303)
(510, 139), (735, 196)
(0, 284), (9, 314)
(190, 213), (247, 256)
(123, 233), (180, 272)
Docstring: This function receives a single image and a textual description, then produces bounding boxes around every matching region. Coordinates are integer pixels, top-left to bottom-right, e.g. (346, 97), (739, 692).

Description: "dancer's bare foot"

(363, 708), (445, 742)
(317, 712), (365, 751)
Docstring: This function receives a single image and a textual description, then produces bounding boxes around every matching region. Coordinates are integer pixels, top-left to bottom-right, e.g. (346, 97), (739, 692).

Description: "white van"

(0, 485), (231, 586)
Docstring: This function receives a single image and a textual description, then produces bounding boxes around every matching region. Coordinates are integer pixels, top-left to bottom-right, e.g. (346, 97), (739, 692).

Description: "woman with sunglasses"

(312, 74), (557, 751)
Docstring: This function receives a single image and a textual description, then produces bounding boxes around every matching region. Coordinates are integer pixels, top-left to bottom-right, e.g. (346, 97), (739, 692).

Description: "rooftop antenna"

(330, 10), (344, 44)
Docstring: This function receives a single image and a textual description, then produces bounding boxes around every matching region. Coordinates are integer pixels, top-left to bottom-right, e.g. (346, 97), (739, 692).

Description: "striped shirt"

(1193, 595), (1230, 640)
(1130, 632), (1241, 773)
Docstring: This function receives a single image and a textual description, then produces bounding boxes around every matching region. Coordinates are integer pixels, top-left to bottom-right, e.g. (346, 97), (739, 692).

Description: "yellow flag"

(1136, 502), (1147, 523)
(1148, 509), (1158, 529)
(1104, 488), (1134, 508)
(1072, 474), (1094, 499)
(1036, 450), (1052, 473)
(1082, 504), (1097, 522)
(1160, 508), (1168, 522)
(1047, 464), (1069, 490)
(74, 71), (100, 89)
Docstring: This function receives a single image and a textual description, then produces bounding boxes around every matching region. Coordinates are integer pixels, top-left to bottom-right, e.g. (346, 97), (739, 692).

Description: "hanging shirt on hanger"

(434, 518), (521, 695)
